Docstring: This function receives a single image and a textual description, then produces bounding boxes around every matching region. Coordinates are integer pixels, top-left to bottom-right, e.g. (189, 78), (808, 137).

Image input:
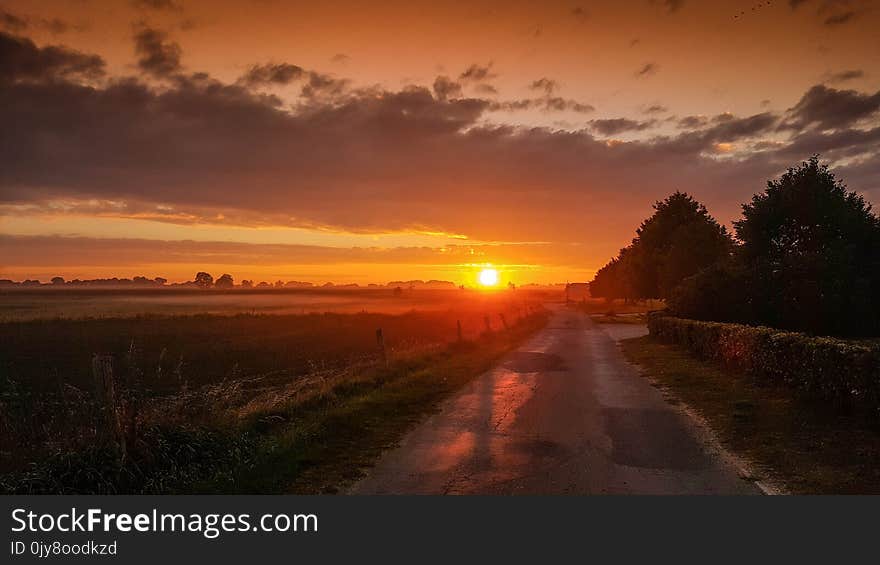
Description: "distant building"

(565, 282), (590, 302)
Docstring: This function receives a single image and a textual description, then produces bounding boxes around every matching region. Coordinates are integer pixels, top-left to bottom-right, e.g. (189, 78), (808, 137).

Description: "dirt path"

(350, 306), (759, 494)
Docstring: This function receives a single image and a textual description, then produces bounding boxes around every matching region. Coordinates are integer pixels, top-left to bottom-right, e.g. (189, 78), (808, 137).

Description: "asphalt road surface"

(351, 306), (760, 495)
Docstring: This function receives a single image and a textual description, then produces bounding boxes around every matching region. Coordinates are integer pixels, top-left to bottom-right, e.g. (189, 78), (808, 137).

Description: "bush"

(667, 261), (752, 324)
(648, 312), (880, 413)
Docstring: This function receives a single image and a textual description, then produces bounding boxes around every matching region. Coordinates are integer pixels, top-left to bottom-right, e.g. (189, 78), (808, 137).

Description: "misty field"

(0, 288), (551, 493)
(0, 287), (561, 321)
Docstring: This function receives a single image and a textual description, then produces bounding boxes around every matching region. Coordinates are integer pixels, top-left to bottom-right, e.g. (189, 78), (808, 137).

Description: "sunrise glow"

(478, 268), (499, 287)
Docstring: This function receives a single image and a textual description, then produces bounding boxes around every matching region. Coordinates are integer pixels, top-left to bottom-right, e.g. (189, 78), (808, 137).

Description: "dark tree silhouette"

(194, 272), (214, 289)
(214, 273), (234, 289)
(591, 192), (732, 301)
(733, 156), (880, 336)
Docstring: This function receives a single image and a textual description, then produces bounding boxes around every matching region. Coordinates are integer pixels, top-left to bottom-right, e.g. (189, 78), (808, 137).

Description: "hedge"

(647, 312), (880, 413)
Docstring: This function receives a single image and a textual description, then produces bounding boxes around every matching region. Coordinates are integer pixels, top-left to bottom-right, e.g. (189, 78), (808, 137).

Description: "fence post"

(456, 320), (463, 342)
(91, 354), (126, 459)
(376, 328), (388, 367)
(499, 313), (508, 330)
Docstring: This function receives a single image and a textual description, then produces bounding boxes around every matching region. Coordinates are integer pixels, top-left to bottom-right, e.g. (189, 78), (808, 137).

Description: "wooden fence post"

(457, 320), (463, 342)
(376, 328), (388, 367)
(91, 354), (125, 459)
(499, 313), (508, 330)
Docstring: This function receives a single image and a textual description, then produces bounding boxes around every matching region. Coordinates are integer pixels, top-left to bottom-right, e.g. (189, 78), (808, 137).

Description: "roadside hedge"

(647, 312), (880, 413)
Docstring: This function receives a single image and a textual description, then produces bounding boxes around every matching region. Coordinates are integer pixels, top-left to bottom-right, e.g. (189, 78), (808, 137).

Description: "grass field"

(0, 288), (550, 493)
(621, 336), (880, 494)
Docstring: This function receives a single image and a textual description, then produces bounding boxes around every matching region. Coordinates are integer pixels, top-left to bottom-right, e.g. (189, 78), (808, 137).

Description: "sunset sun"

(478, 268), (499, 287)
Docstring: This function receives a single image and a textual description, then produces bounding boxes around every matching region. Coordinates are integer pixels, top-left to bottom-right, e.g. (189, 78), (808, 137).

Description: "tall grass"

(0, 302), (546, 493)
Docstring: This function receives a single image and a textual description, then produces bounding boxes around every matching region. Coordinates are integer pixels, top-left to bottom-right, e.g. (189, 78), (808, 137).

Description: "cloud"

(824, 10), (856, 25)
(677, 115), (708, 129)
(790, 1), (867, 26)
(571, 6), (590, 21)
(0, 9), (28, 32)
(0, 234), (576, 271)
(651, 0), (685, 14)
(1, 30), (878, 250)
(0, 31), (104, 83)
(635, 62), (658, 78)
(433, 75), (462, 101)
(133, 26), (182, 77)
(642, 104), (667, 115)
(459, 63), (497, 82)
(491, 95), (594, 114)
(0, 9), (85, 35)
(239, 62), (305, 86)
(529, 78), (557, 95)
(330, 53), (350, 64)
(132, 0), (183, 11)
(824, 69), (865, 84)
(589, 118), (658, 136)
(300, 71), (348, 99)
(782, 84), (880, 130)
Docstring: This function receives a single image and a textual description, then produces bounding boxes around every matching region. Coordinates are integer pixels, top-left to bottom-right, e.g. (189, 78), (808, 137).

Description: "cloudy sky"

(1, 0), (879, 284)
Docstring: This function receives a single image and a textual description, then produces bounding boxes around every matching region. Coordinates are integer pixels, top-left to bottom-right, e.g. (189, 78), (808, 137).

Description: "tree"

(215, 273), (234, 288)
(153, 277), (167, 286)
(194, 272), (214, 289)
(240, 279), (253, 288)
(591, 192), (733, 301)
(51, 276), (65, 285)
(732, 156), (880, 336)
(668, 261), (753, 323)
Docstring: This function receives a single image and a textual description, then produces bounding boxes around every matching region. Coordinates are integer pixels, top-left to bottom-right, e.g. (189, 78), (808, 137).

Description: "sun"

(478, 268), (499, 287)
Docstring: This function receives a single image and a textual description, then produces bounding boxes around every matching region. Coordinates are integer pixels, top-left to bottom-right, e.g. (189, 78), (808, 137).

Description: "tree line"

(590, 157), (880, 337)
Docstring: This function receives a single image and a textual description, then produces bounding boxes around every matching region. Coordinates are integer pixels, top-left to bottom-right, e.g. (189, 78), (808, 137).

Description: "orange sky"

(1, 0), (879, 284)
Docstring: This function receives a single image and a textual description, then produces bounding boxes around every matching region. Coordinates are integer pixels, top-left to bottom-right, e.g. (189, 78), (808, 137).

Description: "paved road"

(350, 306), (760, 494)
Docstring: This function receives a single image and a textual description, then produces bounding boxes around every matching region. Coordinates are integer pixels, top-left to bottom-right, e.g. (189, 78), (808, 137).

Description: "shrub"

(648, 312), (880, 413)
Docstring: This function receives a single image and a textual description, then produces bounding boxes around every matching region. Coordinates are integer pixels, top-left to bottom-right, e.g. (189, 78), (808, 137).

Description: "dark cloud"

(590, 118), (658, 136)
(300, 71), (348, 99)
(530, 78), (557, 95)
(134, 26), (182, 77)
(330, 53), (350, 64)
(132, 0), (183, 11)
(635, 62), (658, 78)
(239, 63), (305, 86)
(651, 0), (685, 14)
(492, 95), (593, 114)
(0, 33), (877, 245)
(1, 9), (28, 32)
(782, 84), (880, 130)
(790, 1), (866, 26)
(459, 63), (497, 82)
(0, 31), (104, 83)
(824, 10), (856, 25)
(642, 104), (667, 115)
(571, 6), (589, 21)
(433, 75), (462, 101)
(825, 69), (865, 83)
(0, 9), (85, 35)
